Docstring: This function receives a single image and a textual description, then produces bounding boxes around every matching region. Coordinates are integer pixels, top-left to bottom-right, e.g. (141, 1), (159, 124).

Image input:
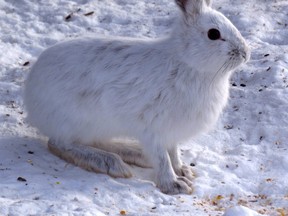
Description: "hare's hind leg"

(48, 139), (132, 178)
(91, 139), (151, 168)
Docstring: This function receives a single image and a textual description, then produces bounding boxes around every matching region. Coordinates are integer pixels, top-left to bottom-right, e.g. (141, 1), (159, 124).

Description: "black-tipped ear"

(205, 0), (213, 7)
(175, 0), (188, 13)
(175, 0), (209, 16)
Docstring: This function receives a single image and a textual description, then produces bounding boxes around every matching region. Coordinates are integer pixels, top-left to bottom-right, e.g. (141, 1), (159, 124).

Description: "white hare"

(24, 0), (250, 194)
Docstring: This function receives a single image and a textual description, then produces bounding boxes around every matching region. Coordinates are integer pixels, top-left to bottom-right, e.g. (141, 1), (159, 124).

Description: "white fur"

(24, 0), (250, 194)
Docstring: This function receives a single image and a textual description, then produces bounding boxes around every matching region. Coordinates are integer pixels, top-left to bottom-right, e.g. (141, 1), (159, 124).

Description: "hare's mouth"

(214, 56), (243, 78)
(228, 48), (249, 64)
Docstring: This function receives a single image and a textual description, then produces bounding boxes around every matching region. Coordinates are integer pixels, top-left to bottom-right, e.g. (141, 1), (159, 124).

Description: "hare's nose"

(230, 48), (250, 62)
(240, 41), (251, 62)
(241, 51), (248, 61)
(245, 47), (251, 62)
(241, 47), (251, 62)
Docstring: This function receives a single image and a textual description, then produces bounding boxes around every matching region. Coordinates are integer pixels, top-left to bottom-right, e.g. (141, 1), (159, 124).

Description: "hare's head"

(173, 0), (250, 75)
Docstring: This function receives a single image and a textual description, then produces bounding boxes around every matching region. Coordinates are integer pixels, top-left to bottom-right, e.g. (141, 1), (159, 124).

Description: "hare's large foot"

(48, 139), (132, 178)
(92, 139), (151, 168)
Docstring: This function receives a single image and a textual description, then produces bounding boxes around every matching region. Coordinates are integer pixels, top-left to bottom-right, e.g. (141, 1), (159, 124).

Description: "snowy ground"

(0, 0), (288, 215)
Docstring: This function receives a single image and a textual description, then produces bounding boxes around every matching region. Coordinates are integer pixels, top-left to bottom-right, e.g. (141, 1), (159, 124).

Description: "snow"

(0, 0), (287, 215)
(223, 206), (261, 216)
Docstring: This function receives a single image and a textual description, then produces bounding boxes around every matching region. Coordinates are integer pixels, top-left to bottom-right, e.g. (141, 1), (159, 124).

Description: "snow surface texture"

(223, 206), (261, 216)
(0, 0), (287, 215)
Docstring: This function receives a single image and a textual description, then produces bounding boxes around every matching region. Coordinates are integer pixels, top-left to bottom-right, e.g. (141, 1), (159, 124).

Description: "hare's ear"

(175, 0), (211, 15)
(205, 0), (213, 7)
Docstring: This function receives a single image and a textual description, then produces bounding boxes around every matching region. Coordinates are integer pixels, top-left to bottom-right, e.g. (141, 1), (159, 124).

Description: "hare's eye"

(208, 28), (221, 40)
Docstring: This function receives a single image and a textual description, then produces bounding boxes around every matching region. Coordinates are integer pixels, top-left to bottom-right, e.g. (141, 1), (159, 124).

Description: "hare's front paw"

(174, 164), (195, 181)
(158, 177), (193, 194)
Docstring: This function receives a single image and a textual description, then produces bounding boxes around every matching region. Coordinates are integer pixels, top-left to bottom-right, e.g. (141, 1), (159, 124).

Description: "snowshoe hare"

(24, 0), (250, 194)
